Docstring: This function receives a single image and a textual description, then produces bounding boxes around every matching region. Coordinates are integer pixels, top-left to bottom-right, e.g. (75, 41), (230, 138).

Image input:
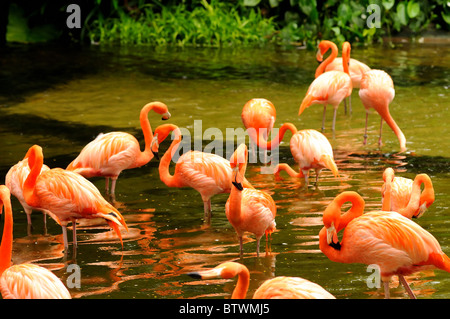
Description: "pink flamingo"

(320, 191), (450, 299)
(5, 157), (51, 231)
(225, 144), (276, 257)
(67, 101), (171, 198)
(273, 128), (339, 186)
(318, 41), (371, 113)
(299, 40), (352, 132)
(152, 124), (253, 223)
(381, 167), (435, 219)
(359, 70), (406, 152)
(23, 145), (128, 253)
(0, 185), (71, 299)
(188, 261), (335, 299)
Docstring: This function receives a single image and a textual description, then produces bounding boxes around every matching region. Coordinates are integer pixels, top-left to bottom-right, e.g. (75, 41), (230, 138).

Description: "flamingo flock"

(0, 40), (445, 300)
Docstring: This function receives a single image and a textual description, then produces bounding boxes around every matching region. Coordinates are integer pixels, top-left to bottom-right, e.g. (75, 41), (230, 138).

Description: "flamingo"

(151, 124), (253, 223)
(273, 128), (339, 186)
(187, 261), (335, 299)
(225, 144), (276, 257)
(23, 145), (128, 253)
(67, 101), (171, 198)
(241, 98), (297, 152)
(319, 191), (450, 299)
(381, 167), (435, 219)
(359, 70), (406, 152)
(299, 40), (352, 132)
(5, 157), (51, 232)
(317, 41), (371, 113)
(0, 185), (71, 299)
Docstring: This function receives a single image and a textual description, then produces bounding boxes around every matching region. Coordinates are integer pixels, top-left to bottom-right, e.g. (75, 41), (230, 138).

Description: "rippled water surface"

(0, 42), (449, 299)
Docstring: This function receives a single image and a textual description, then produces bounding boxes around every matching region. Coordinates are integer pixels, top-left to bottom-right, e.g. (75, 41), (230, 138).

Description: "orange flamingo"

(225, 144), (276, 257)
(359, 70), (406, 152)
(152, 124), (253, 223)
(23, 145), (128, 253)
(318, 41), (371, 113)
(381, 167), (435, 219)
(241, 98), (297, 151)
(0, 185), (71, 299)
(5, 157), (51, 231)
(67, 101), (171, 198)
(187, 261), (335, 299)
(299, 40), (352, 132)
(319, 191), (450, 299)
(273, 128), (339, 186)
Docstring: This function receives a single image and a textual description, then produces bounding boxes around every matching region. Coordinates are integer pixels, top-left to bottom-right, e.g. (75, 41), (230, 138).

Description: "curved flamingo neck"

(257, 123), (297, 150)
(315, 41), (338, 78)
(23, 146), (43, 208)
(417, 174), (434, 208)
(342, 42), (350, 75)
(0, 187), (13, 275)
(273, 163), (303, 178)
(159, 126), (183, 188)
(231, 265), (250, 299)
(382, 168), (395, 211)
(135, 102), (168, 167)
(377, 106), (406, 152)
(319, 192), (365, 262)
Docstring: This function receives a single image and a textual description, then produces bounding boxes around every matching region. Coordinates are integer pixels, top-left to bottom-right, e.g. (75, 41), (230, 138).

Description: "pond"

(0, 42), (449, 300)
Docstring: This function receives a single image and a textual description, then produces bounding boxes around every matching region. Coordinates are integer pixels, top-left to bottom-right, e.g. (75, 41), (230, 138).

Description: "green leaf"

(382, 0), (395, 10)
(269, 0), (279, 7)
(243, 0), (261, 6)
(407, 1), (420, 18)
(442, 10), (450, 25)
(397, 2), (408, 25)
(298, 0), (316, 16)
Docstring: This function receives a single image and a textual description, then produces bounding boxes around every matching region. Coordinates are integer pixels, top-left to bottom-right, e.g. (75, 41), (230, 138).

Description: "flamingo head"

(230, 144), (248, 191)
(187, 262), (244, 280)
(150, 124), (180, 160)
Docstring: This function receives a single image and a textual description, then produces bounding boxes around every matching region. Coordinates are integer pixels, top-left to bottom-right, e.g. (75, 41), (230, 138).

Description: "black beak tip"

(187, 272), (202, 279)
(232, 181), (244, 191)
(152, 151), (159, 160)
(162, 117), (169, 121)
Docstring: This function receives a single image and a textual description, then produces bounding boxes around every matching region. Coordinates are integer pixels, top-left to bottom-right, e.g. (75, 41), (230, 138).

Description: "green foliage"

(87, 0), (277, 47)
(85, 0), (450, 47)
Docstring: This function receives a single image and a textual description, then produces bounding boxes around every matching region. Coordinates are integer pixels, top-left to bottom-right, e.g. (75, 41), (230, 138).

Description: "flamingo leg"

(332, 107), (337, 131)
(111, 178), (117, 196)
(398, 275), (417, 299)
(344, 98), (347, 115)
(239, 236), (244, 258)
(378, 118), (384, 147)
(302, 170), (310, 186)
(105, 177), (110, 195)
(363, 112), (369, 145)
(203, 200), (212, 224)
(256, 237), (261, 258)
(71, 218), (77, 249)
(62, 225), (69, 252)
(315, 168), (322, 186)
(322, 105), (327, 132)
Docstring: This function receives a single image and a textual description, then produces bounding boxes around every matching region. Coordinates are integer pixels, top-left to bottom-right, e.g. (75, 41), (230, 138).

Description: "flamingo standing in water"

(359, 70), (406, 152)
(319, 191), (450, 299)
(225, 144), (276, 257)
(381, 167), (435, 219)
(151, 124), (253, 223)
(318, 41), (371, 114)
(187, 261), (335, 299)
(67, 101), (171, 198)
(0, 185), (71, 299)
(273, 128), (339, 186)
(299, 40), (352, 132)
(23, 145), (128, 253)
(5, 157), (51, 232)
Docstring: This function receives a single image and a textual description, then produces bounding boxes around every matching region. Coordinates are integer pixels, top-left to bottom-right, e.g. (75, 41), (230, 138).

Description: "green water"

(0, 43), (449, 299)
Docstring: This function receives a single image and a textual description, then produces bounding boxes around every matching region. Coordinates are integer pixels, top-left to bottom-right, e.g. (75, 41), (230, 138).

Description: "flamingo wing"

(0, 264), (71, 299)
(68, 132), (139, 176)
(290, 130), (334, 170)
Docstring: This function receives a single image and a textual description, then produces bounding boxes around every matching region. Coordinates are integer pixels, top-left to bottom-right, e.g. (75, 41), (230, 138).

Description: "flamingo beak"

(231, 166), (244, 191)
(151, 135), (160, 160)
(161, 112), (171, 121)
(316, 49), (323, 64)
(326, 223), (341, 250)
(187, 267), (223, 280)
(414, 203), (428, 219)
